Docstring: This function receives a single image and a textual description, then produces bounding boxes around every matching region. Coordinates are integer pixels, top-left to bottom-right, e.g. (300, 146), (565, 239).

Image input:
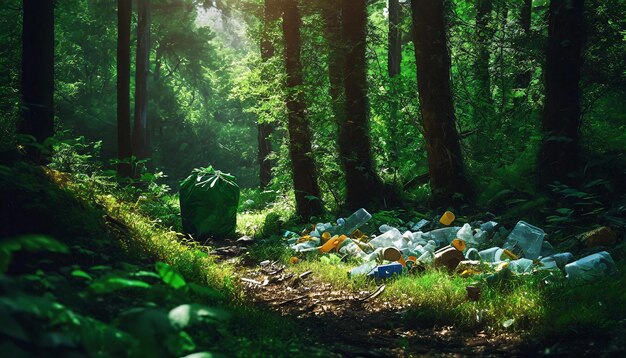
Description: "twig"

(358, 284), (386, 302)
(240, 277), (262, 285)
(277, 295), (308, 306)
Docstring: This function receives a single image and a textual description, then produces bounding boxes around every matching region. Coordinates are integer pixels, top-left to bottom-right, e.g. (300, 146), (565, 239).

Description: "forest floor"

(2, 157), (624, 356)
(210, 236), (614, 357)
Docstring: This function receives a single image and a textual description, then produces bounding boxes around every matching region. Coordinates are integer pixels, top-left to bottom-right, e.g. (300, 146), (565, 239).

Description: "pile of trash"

(284, 209), (617, 282)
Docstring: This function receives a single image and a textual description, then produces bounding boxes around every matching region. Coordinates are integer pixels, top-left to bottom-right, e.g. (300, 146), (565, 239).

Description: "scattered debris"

(579, 226), (616, 248)
(466, 285), (481, 301)
(279, 208), (618, 287)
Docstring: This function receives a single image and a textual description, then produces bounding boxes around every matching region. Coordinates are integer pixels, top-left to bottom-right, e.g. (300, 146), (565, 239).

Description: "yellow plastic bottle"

(439, 211), (456, 226)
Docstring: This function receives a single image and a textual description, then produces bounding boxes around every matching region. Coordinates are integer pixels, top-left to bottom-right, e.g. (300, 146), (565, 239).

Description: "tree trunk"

(117, 0), (132, 177)
(133, 0), (151, 177)
(514, 0), (533, 93)
(538, 0), (584, 188)
(257, 0), (279, 188)
(282, 0), (323, 218)
(410, 0), (472, 207)
(321, 1), (345, 134)
(387, 0), (402, 166)
(20, 0), (54, 145)
(474, 0), (493, 109)
(341, 0), (383, 210)
(388, 0), (401, 78)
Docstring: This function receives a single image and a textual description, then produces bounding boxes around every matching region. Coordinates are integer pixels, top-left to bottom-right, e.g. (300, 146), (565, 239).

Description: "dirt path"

(232, 258), (522, 357)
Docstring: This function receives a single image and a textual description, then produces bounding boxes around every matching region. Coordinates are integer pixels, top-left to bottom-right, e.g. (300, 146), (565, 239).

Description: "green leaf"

(71, 270), (93, 281)
(168, 304), (230, 330)
(0, 235), (68, 254)
(155, 262), (186, 289)
(90, 277), (151, 294)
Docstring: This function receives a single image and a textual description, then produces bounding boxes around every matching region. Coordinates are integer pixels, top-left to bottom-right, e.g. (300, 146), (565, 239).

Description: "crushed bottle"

(565, 251), (616, 281)
(503, 221), (545, 260)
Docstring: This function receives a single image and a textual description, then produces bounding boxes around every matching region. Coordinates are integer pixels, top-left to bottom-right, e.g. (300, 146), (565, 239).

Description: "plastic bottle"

(348, 261), (378, 277)
(508, 258), (534, 274)
(338, 239), (366, 258)
(422, 227), (461, 246)
(456, 224), (475, 245)
(465, 248), (480, 260)
(412, 219), (430, 231)
(369, 228), (406, 250)
(564, 251), (616, 281)
(340, 208), (372, 235)
(503, 221), (545, 259)
(379, 224), (395, 234)
(478, 247), (504, 262)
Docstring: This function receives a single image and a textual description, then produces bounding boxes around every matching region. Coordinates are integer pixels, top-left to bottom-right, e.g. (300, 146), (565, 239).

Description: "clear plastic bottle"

(565, 251), (616, 281)
(340, 208), (372, 235)
(369, 228), (406, 250)
(379, 224), (395, 234)
(503, 221), (545, 259)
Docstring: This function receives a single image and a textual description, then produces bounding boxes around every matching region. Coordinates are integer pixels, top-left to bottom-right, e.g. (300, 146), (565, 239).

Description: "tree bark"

(410, 0), (472, 207)
(388, 0), (401, 78)
(117, 0), (132, 177)
(257, 0), (279, 188)
(282, 0), (323, 218)
(133, 0), (151, 176)
(341, 0), (383, 210)
(474, 0), (493, 109)
(321, 1), (345, 134)
(538, 0), (584, 188)
(514, 0), (533, 92)
(387, 0), (402, 166)
(20, 0), (54, 145)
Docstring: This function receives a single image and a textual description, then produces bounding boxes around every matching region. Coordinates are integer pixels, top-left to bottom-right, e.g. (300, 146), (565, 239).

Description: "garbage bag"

(179, 166), (239, 239)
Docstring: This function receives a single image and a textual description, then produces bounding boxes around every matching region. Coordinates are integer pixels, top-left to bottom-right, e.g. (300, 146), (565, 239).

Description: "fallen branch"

(358, 285), (386, 302)
(277, 295), (308, 306)
(240, 277), (263, 285)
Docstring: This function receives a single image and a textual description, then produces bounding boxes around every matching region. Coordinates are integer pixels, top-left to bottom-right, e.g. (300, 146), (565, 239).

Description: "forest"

(1, 0), (625, 356)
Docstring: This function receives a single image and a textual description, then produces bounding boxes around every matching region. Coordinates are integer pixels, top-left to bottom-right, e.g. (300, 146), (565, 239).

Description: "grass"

(34, 158), (624, 352)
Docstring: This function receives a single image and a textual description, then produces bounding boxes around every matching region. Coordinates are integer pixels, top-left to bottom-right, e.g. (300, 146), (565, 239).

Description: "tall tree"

(387, 0), (402, 166)
(341, 0), (383, 210)
(410, 0), (472, 207)
(117, 0), (132, 177)
(514, 0), (533, 94)
(474, 0), (493, 110)
(20, 0), (54, 145)
(388, 0), (401, 78)
(133, 0), (151, 175)
(282, 0), (323, 218)
(257, 0), (279, 188)
(538, 0), (585, 188)
(321, 0), (345, 137)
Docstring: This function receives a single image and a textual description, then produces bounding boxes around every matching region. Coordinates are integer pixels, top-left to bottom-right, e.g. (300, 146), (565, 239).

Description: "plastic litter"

(369, 228), (406, 250)
(284, 209), (611, 287)
(340, 208), (372, 235)
(465, 248), (480, 261)
(439, 211), (456, 226)
(434, 246), (464, 271)
(367, 263), (403, 279)
(508, 258), (534, 274)
(179, 166), (239, 238)
(579, 226), (616, 248)
(503, 221), (545, 260)
(565, 251), (616, 281)
(479, 247), (505, 262)
(412, 219), (430, 231)
(379, 224), (395, 234)
(349, 261), (378, 277)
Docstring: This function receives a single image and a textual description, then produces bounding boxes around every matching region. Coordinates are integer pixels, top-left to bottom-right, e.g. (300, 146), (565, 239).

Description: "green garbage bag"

(179, 166), (239, 239)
